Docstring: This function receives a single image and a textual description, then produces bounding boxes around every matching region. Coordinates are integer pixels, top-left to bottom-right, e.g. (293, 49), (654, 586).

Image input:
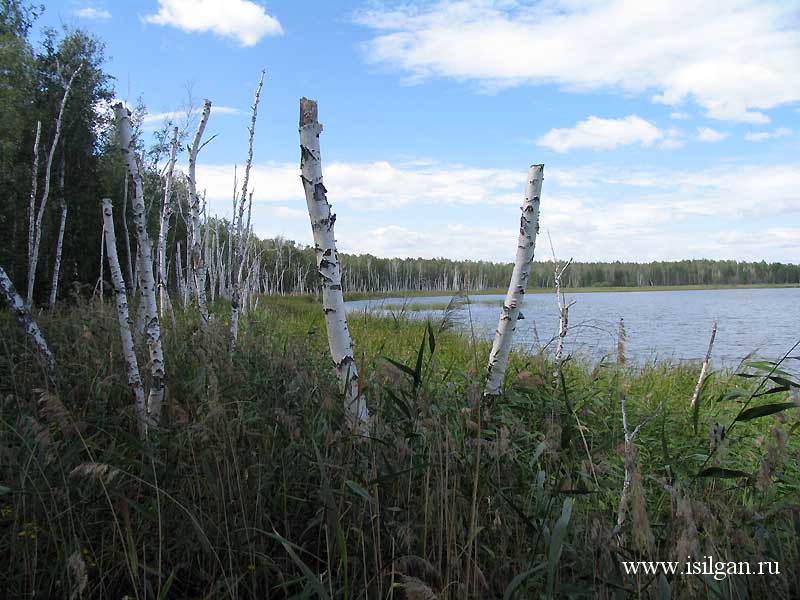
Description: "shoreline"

(344, 282), (800, 301)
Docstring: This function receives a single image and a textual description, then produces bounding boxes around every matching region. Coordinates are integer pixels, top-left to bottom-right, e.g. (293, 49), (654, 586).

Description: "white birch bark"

(48, 156), (67, 311)
(158, 126), (179, 319)
(548, 235), (575, 363)
(26, 120), (41, 300)
(101, 199), (147, 437)
(114, 103), (165, 428)
(299, 98), (368, 425)
(690, 321), (717, 408)
(0, 265), (58, 389)
(230, 71), (264, 354)
(187, 101), (211, 332)
(484, 164), (544, 397)
(121, 177), (134, 292)
(27, 66), (82, 307)
(175, 241), (185, 304)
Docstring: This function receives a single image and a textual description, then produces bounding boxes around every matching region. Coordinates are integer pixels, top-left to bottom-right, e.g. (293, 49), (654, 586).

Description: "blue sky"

(40, 0), (800, 263)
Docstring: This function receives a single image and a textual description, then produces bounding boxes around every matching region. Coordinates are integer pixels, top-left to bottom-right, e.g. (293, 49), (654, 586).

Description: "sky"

(39, 0), (800, 263)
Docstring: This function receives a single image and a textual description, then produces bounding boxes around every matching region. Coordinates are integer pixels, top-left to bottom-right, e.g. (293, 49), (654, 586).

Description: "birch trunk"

(690, 321), (717, 408)
(187, 101), (211, 332)
(114, 103), (165, 428)
(48, 156), (67, 311)
(299, 98), (368, 426)
(158, 127), (178, 318)
(484, 164), (544, 397)
(0, 265), (58, 389)
(101, 199), (147, 437)
(121, 177), (134, 292)
(549, 236), (575, 363)
(230, 71), (264, 354)
(27, 66), (82, 307)
(26, 120), (41, 301)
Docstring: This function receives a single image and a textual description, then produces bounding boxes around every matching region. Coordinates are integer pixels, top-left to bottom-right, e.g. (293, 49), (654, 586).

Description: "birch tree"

(484, 164), (544, 398)
(157, 126), (179, 318)
(48, 155), (67, 310)
(114, 102), (165, 429)
(548, 234), (575, 362)
(229, 71), (264, 354)
(101, 199), (147, 437)
(299, 97), (369, 426)
(26, 120), (41, 292)
(0, 265), (58, 389)
(187, 100), (211, 332)
(26, 64), (82, 307)
(690, 321), (717, 408)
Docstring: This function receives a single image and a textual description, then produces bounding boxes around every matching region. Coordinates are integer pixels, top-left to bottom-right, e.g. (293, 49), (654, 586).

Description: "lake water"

(346, 287), (800, 369)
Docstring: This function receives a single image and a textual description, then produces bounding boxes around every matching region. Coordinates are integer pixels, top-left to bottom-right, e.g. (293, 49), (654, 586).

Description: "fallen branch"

(0, 265), (58, 389)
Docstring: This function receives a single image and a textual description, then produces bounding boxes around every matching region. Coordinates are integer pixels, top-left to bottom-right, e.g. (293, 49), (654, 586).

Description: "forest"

(1, 2), (799, 599)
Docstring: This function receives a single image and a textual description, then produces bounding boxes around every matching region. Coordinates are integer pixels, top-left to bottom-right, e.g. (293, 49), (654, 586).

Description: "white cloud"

(670, 112), (690, 120)
(356, 0), (800, 123)
(144, 0), (283, 47)
(194, 159), (526, 209)
(536, 115), (676, 153)
(189, 157), (800, 261)
(142, 105), (241, 126)
(744, 127), (792, 142)
(73, 7), (111, 20)
(696, 127), (728, 142)
(193, 159), (800, 218)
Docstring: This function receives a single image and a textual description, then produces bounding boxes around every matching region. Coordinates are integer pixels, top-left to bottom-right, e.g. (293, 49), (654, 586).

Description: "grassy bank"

(344, 282), (800, 301)
(1, 296), (799, 598)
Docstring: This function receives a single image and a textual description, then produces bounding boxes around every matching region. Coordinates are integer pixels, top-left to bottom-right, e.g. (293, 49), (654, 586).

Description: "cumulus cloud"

(355, 0), (800, 123)
(193, 160), (526, 208)
(142, 105), (241, 127)
(73, 7), (111, 20)
(696, 127), (728, 142)
(536, 115), (678, 152)
(144, 0), (283, 47)
(189, 157), (800, 261)
(744, 127), (792, 142)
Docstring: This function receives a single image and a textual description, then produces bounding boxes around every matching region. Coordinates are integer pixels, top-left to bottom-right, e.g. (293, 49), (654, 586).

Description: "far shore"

(344, 282), (800, 301)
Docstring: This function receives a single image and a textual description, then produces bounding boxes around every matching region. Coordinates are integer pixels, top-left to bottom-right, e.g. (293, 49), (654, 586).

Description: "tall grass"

(0, 296), (798, 598)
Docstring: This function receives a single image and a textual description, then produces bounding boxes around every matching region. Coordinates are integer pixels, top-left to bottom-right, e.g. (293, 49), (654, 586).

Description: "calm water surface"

(346, 288), (800, 369)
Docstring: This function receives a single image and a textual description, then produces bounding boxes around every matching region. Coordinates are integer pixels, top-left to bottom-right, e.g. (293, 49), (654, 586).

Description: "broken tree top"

(299, 98), (319, 128)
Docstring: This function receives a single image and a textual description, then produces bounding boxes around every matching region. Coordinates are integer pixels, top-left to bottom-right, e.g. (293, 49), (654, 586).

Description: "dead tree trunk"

(187, 101), (212, 332)
(158, 126), (179, 319)
(484, 164), (544, 398)
(48, 155), (67, 310)
(114, 102), (165, 429)
(0, 265), (58, 389)
(26, 120), (41, 300)
(690, 321), (717, 408)
(101, 199), (147, 437)
(121, 176), (134, 291)
(27, 65), (82, 307)
(548, 234), (575, 362)
(230, 71), (264, 354)
(299, 98), (368, 426)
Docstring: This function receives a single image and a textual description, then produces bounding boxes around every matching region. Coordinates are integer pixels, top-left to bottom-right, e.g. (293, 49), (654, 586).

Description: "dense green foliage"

(1, 297), (798, 598)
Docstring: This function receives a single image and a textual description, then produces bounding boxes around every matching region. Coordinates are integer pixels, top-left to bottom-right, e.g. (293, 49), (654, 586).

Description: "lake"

(346, 287), (800, 369)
